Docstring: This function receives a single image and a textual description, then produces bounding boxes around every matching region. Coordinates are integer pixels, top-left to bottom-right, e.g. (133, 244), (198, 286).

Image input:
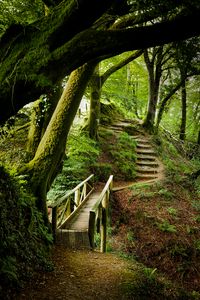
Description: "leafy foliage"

(48, 131), (99, 199)
(101, 54), (148, 119)
(0, 165), (53, 298)
(156, 220), (177, 233)
(0, 0), (45, 36)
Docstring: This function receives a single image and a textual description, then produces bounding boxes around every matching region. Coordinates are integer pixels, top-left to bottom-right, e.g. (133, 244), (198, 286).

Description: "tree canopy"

(0, 0), (200, 124)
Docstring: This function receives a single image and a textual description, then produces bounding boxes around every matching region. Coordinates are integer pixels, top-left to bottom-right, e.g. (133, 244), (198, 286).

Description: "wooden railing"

(47, 174), (94, 240)
(88, 175), (113, 252)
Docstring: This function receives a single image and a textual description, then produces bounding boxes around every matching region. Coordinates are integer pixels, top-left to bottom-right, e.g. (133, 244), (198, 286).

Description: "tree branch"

(101, 49), (143, 85)
(0, 6), (200, 124)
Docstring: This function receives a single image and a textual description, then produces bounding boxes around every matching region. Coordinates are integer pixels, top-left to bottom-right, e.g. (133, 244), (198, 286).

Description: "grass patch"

(96, 130), (137, 181)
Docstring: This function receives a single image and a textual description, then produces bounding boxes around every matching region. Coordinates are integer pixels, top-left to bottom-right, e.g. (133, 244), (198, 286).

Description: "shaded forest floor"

(14, 247), (138, 300)
(1, 118), (200, 299)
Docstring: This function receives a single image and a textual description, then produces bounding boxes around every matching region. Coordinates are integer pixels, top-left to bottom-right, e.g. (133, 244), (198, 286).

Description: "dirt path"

(16, 247), (135, 300)
(15, 121), (165, 300)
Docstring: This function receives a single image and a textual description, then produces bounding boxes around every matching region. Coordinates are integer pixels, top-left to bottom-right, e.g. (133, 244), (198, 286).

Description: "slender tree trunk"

(26, 99), (44, 159)
(21, 63), (95, 224)
(27, 85), (63, 159)
(89, 64), (101, 140)
(143, 47), (163, 132)
(144, 69), (158, 128)
(180, 78), (187, 141)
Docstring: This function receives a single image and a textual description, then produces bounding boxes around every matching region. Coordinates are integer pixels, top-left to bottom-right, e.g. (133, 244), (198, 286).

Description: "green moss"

(0, 165), (53, 298)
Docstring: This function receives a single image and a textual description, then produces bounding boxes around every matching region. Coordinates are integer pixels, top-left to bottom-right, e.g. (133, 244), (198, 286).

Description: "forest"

(0, 1), (200, 299)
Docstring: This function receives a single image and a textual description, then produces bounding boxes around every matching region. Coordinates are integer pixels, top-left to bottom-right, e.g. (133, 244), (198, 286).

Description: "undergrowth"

(94, 130), (137, 181)
(48, 131), (99, 199)
(0, 165), (53, 299)
(110, 128), (200, 298)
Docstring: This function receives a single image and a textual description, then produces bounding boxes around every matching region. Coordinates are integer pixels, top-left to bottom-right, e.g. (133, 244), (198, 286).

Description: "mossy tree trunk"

(26, 99), (44, 159)
(27, 84), (63, 159)
(143, 47), (163, 132)
(21, 63), (95, 224)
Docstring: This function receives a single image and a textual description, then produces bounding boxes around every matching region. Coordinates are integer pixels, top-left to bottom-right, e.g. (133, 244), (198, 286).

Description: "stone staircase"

(109, 120), (164, 190)
(134, 135), (164, 182)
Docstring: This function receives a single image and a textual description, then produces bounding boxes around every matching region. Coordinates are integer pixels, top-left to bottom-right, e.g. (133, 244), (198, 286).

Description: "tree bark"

(26, 84), (63, 159)
(26, 99), (44, 159)
(21, 62), (96, 224)
(143, 47), (163, 131)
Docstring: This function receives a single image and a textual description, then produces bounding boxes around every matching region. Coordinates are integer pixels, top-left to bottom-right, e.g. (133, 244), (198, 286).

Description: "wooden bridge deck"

(63, 191), (101, 230)
(48, 175), (113, 251)
(56, 191), (101, 249)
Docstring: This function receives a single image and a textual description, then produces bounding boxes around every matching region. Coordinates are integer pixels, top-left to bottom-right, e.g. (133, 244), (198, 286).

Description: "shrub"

(0, 165), (52, 298)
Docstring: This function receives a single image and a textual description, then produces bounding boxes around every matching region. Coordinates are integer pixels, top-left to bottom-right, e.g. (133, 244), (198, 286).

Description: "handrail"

(89, 175), (113, 252)
(47, 174), (94, 240)
(91, 175), (113, 213)
(47, 174), (94, 208)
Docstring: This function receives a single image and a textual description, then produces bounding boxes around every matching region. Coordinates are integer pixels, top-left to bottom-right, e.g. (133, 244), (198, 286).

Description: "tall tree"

(156, 38), (200, 138)
(143, 46), (164, 131)
(0, 0), (200, 124)
(175, 39), (200, 141)
(20, 62), (96, 223)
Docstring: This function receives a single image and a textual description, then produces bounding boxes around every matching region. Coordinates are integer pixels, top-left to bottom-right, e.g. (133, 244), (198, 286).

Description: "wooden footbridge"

(47, 175), (113, 252)
(47, 120), (164, 252)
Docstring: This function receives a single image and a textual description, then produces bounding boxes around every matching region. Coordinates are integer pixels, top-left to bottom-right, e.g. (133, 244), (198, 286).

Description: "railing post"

(100, 206), (107, 252)
(52, 206), (57, 242)
(88, 211), (96, 249)
(75, 188), (80, 206)
(83, 183), (87, 199)
(100, 192), (109, 253)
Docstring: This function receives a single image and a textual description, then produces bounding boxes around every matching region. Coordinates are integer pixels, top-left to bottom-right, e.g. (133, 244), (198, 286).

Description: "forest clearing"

(0, 1), (200, 299)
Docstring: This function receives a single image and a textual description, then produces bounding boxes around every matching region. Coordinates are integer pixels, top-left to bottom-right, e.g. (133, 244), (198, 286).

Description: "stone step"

(136, 143), (152, 149)
(136, 166), (158, 174)
(136, 160), (159, 167)
(136, 173), (158, 180)
(137, 155), (157, 161)
(136, 149), (157, 155)
(132, 136), (150, 143)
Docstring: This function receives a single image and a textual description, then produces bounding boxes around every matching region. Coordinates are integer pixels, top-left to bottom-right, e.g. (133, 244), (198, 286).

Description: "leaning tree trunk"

(21, 63), (95, 224)
(179, 78), (187, 141)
